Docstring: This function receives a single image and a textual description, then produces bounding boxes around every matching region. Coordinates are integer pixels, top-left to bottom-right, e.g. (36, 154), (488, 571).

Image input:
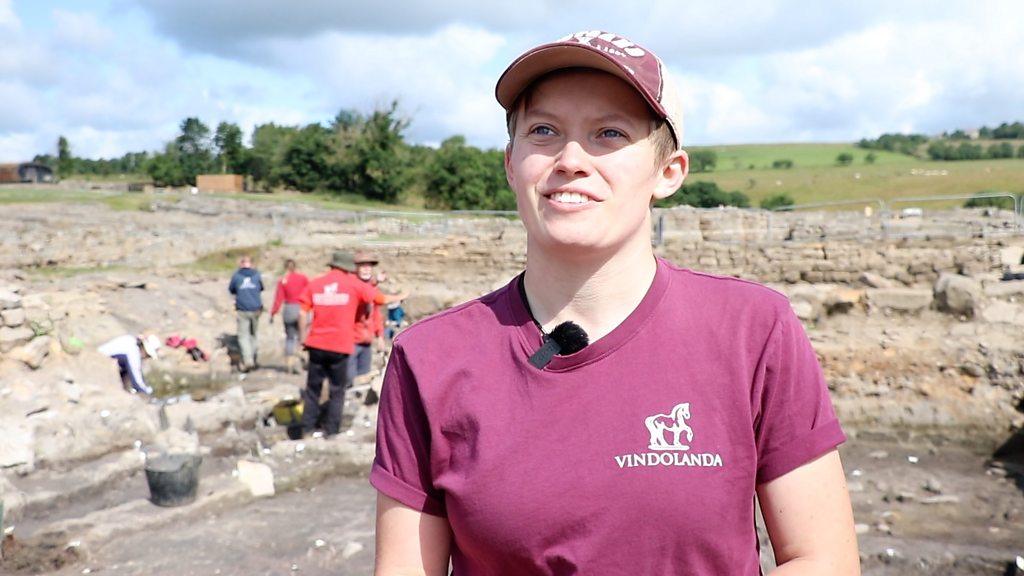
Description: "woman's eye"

(529, 125), (555, 136)
(600, 128), (626, 139)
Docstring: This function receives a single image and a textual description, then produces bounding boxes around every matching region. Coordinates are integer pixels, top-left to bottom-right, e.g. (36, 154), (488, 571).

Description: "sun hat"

(140, 334), (162, 359)
(328, 251), (356, 271)
(495, 30), (684, 149)
(353, 251), (379, 266)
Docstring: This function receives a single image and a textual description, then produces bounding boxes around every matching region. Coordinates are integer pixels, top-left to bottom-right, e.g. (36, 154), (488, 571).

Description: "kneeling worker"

(98, 334), (161, 395)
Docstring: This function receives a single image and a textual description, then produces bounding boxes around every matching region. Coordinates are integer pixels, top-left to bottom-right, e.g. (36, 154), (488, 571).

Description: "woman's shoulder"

(661, 260), (792, 317)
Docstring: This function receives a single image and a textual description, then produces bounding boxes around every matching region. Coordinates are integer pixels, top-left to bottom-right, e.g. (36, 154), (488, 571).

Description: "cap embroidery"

(558, 30), (646, 58)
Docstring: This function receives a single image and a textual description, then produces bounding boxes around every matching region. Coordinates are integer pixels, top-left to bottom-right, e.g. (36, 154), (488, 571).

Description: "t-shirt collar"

(508, 257), (671, 372)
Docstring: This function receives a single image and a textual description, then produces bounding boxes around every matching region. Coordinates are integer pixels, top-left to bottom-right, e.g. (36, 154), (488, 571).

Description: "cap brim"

(495, 44), (667, 120)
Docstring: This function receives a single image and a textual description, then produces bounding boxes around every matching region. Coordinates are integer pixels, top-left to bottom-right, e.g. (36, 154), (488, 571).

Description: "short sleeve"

(754, 306), (845, 484)
(370, 343), (446, 516)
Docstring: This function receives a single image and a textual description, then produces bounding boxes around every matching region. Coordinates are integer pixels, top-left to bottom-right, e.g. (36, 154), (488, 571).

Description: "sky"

(1, 0), (1023, 160)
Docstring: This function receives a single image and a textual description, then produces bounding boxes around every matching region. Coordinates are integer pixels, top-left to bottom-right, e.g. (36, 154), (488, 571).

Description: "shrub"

(964, 191), (1014, 210)
(760, 192), (795, 210)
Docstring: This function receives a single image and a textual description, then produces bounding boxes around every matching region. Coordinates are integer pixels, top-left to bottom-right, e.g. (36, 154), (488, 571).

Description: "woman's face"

(505, 69), (678, 259)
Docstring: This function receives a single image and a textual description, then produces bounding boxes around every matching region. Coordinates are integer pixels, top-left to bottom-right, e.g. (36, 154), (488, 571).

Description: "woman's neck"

(522, 238), (658, 343)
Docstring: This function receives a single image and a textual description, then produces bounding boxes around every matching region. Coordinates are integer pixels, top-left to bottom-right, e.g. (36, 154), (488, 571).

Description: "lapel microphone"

(528, 321), (590, 369)
(518, 273), (590, 369)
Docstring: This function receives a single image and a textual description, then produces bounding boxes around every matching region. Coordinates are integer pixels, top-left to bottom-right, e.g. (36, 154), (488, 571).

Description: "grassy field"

(686, 144), (1024, 208)
(693, 143), (917, 171)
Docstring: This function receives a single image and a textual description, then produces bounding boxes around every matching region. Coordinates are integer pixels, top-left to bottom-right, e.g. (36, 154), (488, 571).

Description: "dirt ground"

(3, 436), (1019, 576)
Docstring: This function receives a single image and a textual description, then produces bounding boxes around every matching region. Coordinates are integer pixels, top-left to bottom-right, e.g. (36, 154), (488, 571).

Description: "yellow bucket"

(271, 398), (303, 426)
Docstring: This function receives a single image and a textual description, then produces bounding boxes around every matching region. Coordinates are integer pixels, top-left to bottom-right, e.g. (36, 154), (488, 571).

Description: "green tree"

(57, 136), (74, 177)
(655, 181), (749, 208)
(145, 142), (187, 186)
(689, 150), (718, 173)
(344, 101), (410, 203)
(213, 122), (245, 173)
(760, 192), (795, 210)
(927, 141), (953, 160)
(175, 117), (214, 185)
(246, 123), (298, 189)
(987, 142), (1014, 159)
(281, 124), (331, 192)
(955, 142), (983, 160)
(771, 159), (793, 169)
(992, 121), (1024, 139)
(864, 152), (876, 164)
(835, 152), (854, 166)
(424, 135), (514, 210)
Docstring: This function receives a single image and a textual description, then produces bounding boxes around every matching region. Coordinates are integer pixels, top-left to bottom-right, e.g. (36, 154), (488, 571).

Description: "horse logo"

(644, 402), (694, 451)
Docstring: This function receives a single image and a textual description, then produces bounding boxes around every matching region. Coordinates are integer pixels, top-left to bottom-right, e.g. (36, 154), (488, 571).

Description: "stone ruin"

(0, 195), (1022, 574)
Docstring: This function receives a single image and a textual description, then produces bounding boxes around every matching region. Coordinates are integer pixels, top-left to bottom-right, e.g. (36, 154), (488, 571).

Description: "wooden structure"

(196, 174), (245, 193)
(0, 163), (55, 184)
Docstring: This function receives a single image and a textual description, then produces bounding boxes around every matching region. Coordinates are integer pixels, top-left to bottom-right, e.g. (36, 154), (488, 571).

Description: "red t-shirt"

(371, 258), (845, 574)
(299, 269), (381, 355)
(354, 281), (385, 344)
(271, 271), (310, 315)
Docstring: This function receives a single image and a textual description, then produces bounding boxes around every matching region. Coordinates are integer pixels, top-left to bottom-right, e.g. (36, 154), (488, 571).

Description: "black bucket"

(145, 453), (202, 507)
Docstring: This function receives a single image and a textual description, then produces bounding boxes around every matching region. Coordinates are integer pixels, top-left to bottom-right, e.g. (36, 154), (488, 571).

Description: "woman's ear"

(504, 143), (515, 189)
(653, 149), (689, 201)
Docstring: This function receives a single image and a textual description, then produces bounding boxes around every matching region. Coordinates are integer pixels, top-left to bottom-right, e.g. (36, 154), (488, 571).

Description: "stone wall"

(655, 206), (1018, 286)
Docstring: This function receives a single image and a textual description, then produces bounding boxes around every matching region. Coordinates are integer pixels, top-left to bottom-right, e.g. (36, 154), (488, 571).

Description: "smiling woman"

(371, 30), (860, 576)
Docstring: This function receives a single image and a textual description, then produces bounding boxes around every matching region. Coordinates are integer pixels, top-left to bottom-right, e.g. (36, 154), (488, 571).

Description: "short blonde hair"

(505, 68), (677, 166)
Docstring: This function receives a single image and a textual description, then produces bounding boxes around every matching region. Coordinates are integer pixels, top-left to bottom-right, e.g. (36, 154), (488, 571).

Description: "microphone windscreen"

(549, 321), (589, 355)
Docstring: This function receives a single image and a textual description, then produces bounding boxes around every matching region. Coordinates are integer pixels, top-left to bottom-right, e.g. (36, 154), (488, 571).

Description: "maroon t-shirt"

(371, 258), (845, 575)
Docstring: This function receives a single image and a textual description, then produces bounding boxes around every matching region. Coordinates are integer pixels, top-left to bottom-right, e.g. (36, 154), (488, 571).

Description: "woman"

(371, 31), (859, 575)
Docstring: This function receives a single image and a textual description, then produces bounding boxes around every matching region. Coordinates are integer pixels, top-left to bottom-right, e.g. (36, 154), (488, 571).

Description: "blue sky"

(2, 0), (1023, 160)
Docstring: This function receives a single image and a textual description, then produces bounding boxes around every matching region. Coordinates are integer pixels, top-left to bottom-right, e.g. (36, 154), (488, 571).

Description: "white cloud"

(0, 81), (45, 132)
(0, 132), (37, 162)
(52, 9), (113, 50)
(2, 1), (1024, 160)
(256, 24), (509, 147)
(0, 0), (18, 29)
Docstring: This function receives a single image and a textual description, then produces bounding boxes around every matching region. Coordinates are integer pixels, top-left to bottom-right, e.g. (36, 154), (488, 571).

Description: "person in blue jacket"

(228, 255), (264, 371)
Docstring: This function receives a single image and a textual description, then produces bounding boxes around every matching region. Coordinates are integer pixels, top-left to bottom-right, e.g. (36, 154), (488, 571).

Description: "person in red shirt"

(349, 252), (386, 383)
(269, 258), (309, 374)
(298, 251), (405, 437)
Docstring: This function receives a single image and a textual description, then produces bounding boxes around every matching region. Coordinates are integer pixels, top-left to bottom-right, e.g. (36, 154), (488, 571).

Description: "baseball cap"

(140, 334), (161, 359)
(495, 30), (684, 149)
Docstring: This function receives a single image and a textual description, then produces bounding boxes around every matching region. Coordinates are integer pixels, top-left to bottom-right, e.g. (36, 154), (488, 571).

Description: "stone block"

(1, 307), (25, 327)
(236, 459), (275, 497)
(1000, 245), (1024, 267)
(0, 420), (34, 468)
(859, 272), (895, 289)
(0, 289), (20, 310)
(984, 280), (1024, 299)
(933, 273), (982, 318)
(981, 301), (1024, 326)
(8, 335), (51, 369)
(0, 326), (34, 352)
(866, 288), (933, 313)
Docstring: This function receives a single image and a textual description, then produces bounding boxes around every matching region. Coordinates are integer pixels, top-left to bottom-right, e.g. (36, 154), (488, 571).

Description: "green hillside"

(694, 143), (916, 171)
(686, 143), (1024, 208)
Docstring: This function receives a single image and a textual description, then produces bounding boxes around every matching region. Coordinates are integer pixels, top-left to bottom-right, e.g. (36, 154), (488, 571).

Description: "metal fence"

(351, 192), (1023, 245)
